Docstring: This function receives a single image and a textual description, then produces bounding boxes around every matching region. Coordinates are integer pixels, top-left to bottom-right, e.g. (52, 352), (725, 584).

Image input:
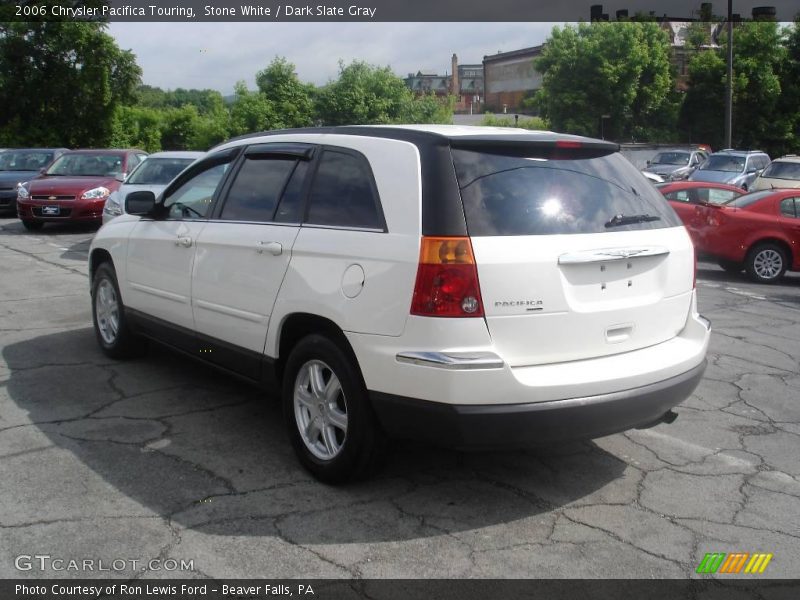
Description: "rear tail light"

(411, 236), (484, 317)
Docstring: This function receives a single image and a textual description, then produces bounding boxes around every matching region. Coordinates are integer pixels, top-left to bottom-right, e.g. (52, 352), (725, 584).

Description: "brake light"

(411, 237), (484, 317)
(555, 140), (582, 149)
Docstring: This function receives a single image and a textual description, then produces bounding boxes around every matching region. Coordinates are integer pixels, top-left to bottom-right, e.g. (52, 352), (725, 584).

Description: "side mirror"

(646, 160), (651, 166)
(115, 172), (126, 182)
(39, 167), (47, 175)
(125, 190), (156, 216)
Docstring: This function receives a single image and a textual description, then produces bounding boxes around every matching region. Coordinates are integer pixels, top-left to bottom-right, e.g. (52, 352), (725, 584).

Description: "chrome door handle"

(257, 241), (283, 256)
(175, 236), (193, 248)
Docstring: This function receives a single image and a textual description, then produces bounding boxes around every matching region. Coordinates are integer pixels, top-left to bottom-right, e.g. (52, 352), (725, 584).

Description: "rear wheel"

(282, 334), (385, 483)
(718, 259), (742, 274)
(91, 262), (147, 358)
(745, 243), (787, 284)
(21, 220), (43, 231)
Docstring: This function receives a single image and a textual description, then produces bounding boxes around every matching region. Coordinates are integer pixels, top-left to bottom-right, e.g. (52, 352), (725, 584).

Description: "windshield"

(0, 150), (54, 171)
(452, 149), (680, 236)
(652, 152), (690, 165)
(725, 191), (773, 208)
(701, 155), (745, 173)
(761, 161), (800, 181)
(127, 158), (195, 185)
(46, 153), (124, 177)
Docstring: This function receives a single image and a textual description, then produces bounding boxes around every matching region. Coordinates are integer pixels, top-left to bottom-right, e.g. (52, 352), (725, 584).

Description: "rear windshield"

(725, 190), (773, 208)
(452, 148), (681, 236)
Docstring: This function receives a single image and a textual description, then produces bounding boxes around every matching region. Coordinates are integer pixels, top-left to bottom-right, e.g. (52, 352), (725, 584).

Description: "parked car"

(88, 125), (710, 482)
(643, 148), (708, 181)
(750, 155), (800, 191)
(641, 170), (664, 183)
(690, 189), (800, 283)
(16, 149), (147, 230)
(688, 149), (770, 190)
(102, 151), (204, 225)
(0, 148), (68, 215)
(655, 181), (744, 247)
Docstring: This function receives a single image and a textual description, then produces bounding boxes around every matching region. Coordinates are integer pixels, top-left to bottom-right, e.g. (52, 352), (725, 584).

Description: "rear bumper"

(370, 359), (706, 449)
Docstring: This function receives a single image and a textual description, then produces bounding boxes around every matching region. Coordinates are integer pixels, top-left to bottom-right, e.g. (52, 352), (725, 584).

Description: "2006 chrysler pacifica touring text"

(89, 125), (711, 482)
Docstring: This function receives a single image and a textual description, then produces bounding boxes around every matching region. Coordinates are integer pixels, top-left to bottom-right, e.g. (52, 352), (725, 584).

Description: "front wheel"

(91, 262), (147, 358)
(745, 243), (787, 284)
(282, 334), (386, 483)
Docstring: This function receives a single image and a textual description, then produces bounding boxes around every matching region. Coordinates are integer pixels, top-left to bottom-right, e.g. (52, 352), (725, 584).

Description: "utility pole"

(724, 0), (733, 148)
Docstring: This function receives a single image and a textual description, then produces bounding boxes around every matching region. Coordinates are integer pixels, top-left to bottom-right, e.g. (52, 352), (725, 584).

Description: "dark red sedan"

(16, 149), (147, 230)
(656, 181), (744, 250)
(686, 189), (800, 283)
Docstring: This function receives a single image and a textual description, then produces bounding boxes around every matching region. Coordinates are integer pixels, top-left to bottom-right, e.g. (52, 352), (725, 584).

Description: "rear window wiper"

(605, 213), (661, 228)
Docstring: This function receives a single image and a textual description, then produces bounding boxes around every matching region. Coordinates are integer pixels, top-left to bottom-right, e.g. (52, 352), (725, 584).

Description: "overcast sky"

(107, 22), (559, 94)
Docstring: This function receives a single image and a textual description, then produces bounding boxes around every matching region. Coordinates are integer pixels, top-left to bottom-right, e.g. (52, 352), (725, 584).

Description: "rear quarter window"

(452, 149), (681, 236)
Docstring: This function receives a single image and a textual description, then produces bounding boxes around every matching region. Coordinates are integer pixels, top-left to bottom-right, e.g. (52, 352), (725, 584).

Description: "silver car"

(102, 151), (204, 224)
(688, 150), (771, 190)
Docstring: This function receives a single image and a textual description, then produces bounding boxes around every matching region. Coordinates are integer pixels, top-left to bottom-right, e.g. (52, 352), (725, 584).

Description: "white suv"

(89, 125), (711, 482)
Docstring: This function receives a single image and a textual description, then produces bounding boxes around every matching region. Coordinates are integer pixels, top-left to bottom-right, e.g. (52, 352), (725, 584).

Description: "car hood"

(27, 175), (119, 195)
(750, 176), (800, 191)
(0, 170), (40, 187)
(689, 170), (740, 184)
(644, 164), (685, 176)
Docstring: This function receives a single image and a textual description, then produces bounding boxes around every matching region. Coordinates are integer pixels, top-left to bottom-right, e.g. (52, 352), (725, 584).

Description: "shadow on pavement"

(4, 327), (627, 543)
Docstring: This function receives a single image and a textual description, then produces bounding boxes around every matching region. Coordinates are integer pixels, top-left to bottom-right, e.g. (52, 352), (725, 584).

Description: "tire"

(282, 334), (386, 483)
(22, 220), (43, 231)
(91, 262), (147, 358)
(744, 243), (787, 284)
(718, 259), (742, 274)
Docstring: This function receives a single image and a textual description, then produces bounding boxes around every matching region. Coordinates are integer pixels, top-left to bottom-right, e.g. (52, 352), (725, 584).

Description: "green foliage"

(109, 106), (163, 152)
(256, 57), (315, 129)
(481, 114), (548, 130)
(0, 21), (141, 147)
(534, 22), (676, 141)
(228, 81), (277, 136)
(681, 21), (794, 155)
(315, 60), (453, 126)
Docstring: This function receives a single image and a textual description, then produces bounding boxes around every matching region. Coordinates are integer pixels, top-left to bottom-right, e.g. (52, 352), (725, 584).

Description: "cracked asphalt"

(0, 217), (799, 580)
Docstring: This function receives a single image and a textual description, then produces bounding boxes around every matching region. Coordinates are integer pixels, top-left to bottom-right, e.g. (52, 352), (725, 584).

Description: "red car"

(656, 181), (744, 248)
(687, 189), (800, 283)
(16, 149), (147, 230)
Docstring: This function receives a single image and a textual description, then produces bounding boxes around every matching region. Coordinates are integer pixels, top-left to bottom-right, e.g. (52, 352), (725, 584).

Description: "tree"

(680, 21), (792, 154)
(256, 57), (315, 129)
(228, 81), (277, 136)
(109, 106), (163, 152)
(534, 22), (676, 141)
(0, 21), (141, 147)
(315, 60), (453, 126)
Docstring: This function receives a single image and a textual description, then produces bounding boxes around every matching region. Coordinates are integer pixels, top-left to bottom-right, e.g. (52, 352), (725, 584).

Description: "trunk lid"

(451, 142), (694, 367)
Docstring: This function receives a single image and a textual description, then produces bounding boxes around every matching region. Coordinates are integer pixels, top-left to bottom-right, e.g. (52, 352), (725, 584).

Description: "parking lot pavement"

(1, 216), (799, 580)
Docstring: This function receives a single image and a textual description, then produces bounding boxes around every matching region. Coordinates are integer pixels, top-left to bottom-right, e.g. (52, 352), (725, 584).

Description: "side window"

(163, 163), (230, 220)
(707, 188), (739, 204)
(665, 190), (690, 203)
(780, 198), (798, 218)
(220, 157), (296, 222)
(305, 150), (383, 230)
(127, 154), (141, 172)
(275, 161), (309, 223)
